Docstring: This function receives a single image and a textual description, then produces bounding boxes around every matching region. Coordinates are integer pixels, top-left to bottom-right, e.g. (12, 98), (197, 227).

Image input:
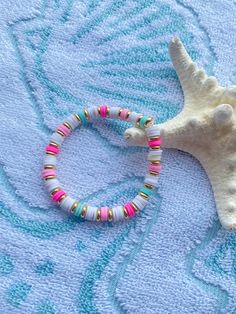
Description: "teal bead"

(139, 116), (149, 129)
(74, 203), (85, 217)
(139, 187), (153, 197)
(77, 111), (88, 125)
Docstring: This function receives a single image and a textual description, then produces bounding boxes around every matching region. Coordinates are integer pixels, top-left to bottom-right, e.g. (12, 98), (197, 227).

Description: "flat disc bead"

(44, 178), (60, 192)
(76, 111), (88, 125)
(139, 116), (152, 129)
(144, 174), (159, 187)
(57, 124), (71, 136)
(147, 150), (163, 161)
(119, 108), (130, 120)
(42, 169), (56, 178)
(65, 115), (81, 129)
(86, 106), (100, 120)
(149, 164), (162, 173)
(139, 186), (154, 197)
(46, 145), (59, 155)
(112, 205), (125, 221)
(132, 194), (149, 210)
(126, 111), (141, 124)
(44, 155), (57, 167)
(100, 206), (109, 221)
(108, 107), (121, 119)
(73, 203), (86, 217)
(145, 124), (161, 137)
(124, 203), (136, 217)
(85, 206), (97, 221)
(148, 139), (162, 147)
(52, 190), (66, 202)
(60, 196), (76, 212)
(50, 132), (65, 146)
(99, 105), (108, 118)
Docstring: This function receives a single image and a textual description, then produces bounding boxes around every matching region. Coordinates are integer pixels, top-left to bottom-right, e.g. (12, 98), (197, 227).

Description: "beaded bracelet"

(43, 106), (162, 222)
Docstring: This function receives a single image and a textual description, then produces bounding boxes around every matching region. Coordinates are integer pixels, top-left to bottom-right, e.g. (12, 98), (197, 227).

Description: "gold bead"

(144, 117), (154, 128)
(136, 115), (144, 127)
(131, 201), (140, 212)
(74, 114), (81, 123)
(123, 207), (129, 219)
(50, 187), (60, 195)
(49, 141), (59, 148)
(80, 204), (88, 218)
(138, 192), (149, 200)
(127, 111), (131, 118)
(118, 109), (131, 119)
(63, 122), (72, 130)
(151, 146), (161, 150)
(44, 165), (55, 169)
(57, 130), (65, 137)
(144, 183), (154, 190)
(108, 209), (113, 221)
(149, 136), (160, 140)
(45, 175), (56, 180)
(106, 106), (110, 117)
(96, 208), (101, 221)
(97, 107), (101, 115)
(149, 171), (159, 176)
(46, 151), (56, 156)
(84, 109), (90, 120)
(151, 160), (160, 164)
(70, 201), (78, 213)
(58, 194), (67, 202)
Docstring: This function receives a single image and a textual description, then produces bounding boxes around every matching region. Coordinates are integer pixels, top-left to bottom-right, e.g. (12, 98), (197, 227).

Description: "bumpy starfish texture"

(124, 37), (236, 230)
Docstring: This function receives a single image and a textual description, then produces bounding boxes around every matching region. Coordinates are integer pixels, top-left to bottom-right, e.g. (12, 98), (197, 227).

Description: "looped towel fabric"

(0, 0), (235, 313)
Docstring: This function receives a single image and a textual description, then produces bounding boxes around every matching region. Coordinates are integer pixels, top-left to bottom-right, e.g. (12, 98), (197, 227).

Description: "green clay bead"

(139, 116), (149, 129)
(139, 187), (153, 197)
(74, 203), (85, 217)
(77, 111), (87, 125)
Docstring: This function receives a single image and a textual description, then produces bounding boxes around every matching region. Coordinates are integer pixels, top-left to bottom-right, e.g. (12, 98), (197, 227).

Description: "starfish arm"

(169, 37), (223, 104)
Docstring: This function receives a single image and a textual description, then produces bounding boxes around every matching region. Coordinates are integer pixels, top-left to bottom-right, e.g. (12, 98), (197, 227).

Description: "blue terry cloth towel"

(0, 0), (235, 313)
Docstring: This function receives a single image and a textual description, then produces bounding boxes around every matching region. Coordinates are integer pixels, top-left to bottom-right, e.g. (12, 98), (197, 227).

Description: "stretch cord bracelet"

(43, 106), (162, 222)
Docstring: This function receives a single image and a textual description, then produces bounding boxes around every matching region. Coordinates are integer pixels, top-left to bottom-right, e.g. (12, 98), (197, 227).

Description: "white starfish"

(124, 37), (236, 230)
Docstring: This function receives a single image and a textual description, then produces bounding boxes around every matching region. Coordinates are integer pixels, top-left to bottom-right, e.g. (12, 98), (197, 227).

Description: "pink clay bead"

(100, 207), (109, 221)
(57, 124), (71, 136)
(46, 145), (59, 154)
(42, 169), (56, 178)
(124, 203), (135, 217)
(148, 164), (162, 172)
(119, 109), (129, 120)
(100, 106), (108, 118)
(148, 139), (162, 147)
(52, 190), (66, 202)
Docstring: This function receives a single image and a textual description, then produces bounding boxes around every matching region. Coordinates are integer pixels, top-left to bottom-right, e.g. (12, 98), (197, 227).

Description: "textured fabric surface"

(0, 0), (235, 313)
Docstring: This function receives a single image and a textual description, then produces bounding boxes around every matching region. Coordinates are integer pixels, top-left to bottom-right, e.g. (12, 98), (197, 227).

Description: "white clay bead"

(44, 178), (60, 191)
(44, 155), (57, 166)
(132, 194), (149, 210)
(60, 196), (76, 211)
(145, 124), (161, 137)
(147, 150), (162, 161)
(144, 174), (159, 187)
(127, 112), (140, 124)
(50, 132), (65, 145)
(87, 106), (99, 119)
(85, 206), (97, 221)
(109, 107), (121, 119)
(66, 115), (80, 129)
(112, 205), (125, 221)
